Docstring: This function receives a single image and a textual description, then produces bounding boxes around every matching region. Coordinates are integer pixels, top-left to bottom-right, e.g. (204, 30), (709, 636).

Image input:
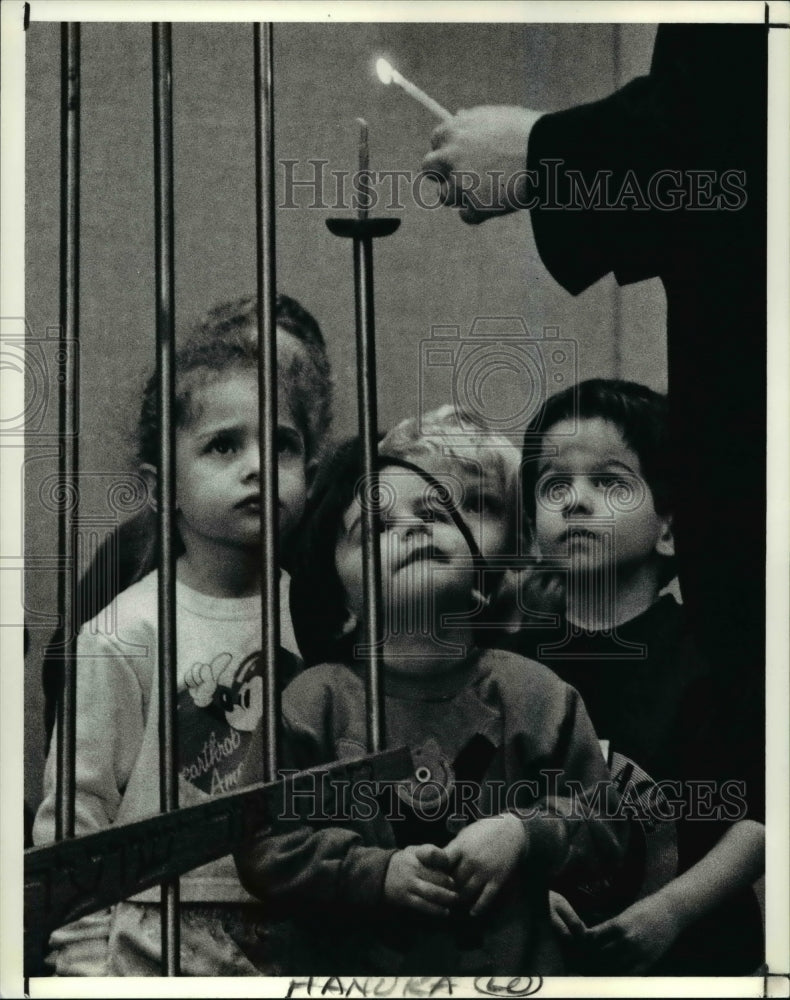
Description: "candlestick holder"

(326, 127), (400, 755)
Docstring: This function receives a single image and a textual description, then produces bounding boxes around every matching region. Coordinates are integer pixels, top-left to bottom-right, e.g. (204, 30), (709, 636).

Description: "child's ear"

(655, 514), (675, 558)
(476, 568), (525, 634)
(336, 610), (359, 638)
(139, 463), (159, 512)
(470, 587), (492, 611)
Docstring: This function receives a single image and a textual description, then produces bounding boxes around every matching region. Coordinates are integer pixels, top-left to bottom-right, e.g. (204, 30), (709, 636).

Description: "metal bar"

(325, 213), (399, 752)
(55, 22), (80, 843)
(152, 21), (179, 976)
(253, 22), (281, 782)
(24, 748), (413, 973)
(353, 236), (386, 753)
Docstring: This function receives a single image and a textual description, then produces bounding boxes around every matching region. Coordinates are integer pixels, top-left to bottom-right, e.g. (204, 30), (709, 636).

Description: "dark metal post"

(326, 204), (399, 752)
(253, 23), (281, 783)
(55, 22), (80, 844)
(152, 21), (179, 977)
(354, 235), (385, 753)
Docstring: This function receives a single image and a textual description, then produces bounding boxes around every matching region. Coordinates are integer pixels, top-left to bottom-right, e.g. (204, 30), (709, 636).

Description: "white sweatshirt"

(33, 570), (285, 974)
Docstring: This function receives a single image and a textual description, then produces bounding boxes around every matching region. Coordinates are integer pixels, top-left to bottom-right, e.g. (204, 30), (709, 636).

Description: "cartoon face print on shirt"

(178, 650), (265, 796)
(215, 653), (264, 732)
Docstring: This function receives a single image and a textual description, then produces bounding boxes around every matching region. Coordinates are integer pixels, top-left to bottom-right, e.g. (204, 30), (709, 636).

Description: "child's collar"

(357, 649), (486, 701)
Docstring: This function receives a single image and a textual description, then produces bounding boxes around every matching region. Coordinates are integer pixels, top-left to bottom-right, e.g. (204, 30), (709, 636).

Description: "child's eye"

(427, 503), (452, 524)
(536, 474), (575, 510)
(538, 474), (571, 497)
(207, 434), (237, 456)
(277, 429), (304, 456)
(591, 473), (626, 490)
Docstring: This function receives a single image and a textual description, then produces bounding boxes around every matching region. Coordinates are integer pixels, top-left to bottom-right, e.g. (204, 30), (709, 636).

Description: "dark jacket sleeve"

(521, 683), (627, 882)
(234, 668), (397, 917)
(527, 24), (766, 293)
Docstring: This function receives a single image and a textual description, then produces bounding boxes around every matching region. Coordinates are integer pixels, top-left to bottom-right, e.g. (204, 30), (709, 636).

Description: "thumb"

(459, 205), (491, 226)
(552, 895), (587, 939)
(444, 837), (464, 869)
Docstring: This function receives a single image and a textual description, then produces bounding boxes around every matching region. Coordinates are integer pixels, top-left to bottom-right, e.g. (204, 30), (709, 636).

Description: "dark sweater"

(236, 647), (626, 975)
(509, 596), (763, 975)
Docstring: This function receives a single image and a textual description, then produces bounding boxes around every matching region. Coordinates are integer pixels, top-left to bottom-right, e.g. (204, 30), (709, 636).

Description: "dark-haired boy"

(511, 378), (764, 975)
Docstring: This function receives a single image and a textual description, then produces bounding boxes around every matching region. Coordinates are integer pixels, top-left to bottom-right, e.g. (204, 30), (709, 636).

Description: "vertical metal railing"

(54, 22), (80, 844)
(353, 234), (386, 754)
(326, 207), (399, 753)
(41, 20), (396, 979)
(253, 23), (281, 783)
(152, 21), (180, 976)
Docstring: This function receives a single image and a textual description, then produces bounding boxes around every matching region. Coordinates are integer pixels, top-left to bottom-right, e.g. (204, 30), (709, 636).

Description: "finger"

(420, 150), (453, 179)
(550, 910), (573, 939)
(554, 899), (587, 939)
(405, 891), (453, 920)
(429, 120), (454, 150)
(470, 880), (500, 918)
(415, 865), (455, 892)
(417, 164), (455, 209)
(457, 871), (485, 904)
(414, 844), (450, 871)
(414, 878), (459, 910)
(583, 918), (620, 945)
(592, 937), (628, 959)
(444, 839), (463, 869)
(459, 204), (491, 226)
(450, 856), (476, 886)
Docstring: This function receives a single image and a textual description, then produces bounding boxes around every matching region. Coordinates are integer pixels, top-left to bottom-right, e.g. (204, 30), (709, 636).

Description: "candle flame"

(376, 58), (394, 85)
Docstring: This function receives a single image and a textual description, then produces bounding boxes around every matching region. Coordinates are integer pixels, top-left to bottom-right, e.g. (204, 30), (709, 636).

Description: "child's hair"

(289, 435), (369, 665)
(521, 378), (672, 523)
(379, 404), (522, 554)
(137, 292), (332, 467)
(289, 406), (522, 666)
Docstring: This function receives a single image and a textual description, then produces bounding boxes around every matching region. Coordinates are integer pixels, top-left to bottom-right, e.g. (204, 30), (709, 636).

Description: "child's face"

(174, 366), (308, 554)
(335, 465), (509, 626)
(533, 417), (671, 575)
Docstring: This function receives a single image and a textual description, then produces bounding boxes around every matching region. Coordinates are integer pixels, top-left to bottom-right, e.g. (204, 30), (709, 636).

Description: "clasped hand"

(549, 890), (683, 974)
(383, 814), (527, 919)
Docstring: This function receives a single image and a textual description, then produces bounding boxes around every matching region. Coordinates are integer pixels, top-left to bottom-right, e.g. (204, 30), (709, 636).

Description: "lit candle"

(376, 58), (452, 121)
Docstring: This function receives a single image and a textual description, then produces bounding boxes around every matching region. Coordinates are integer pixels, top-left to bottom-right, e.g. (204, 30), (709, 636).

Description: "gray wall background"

(24, 21), (663, 808)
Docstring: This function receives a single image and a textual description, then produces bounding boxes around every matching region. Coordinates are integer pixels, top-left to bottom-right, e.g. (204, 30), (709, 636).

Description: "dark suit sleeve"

(527, 24), (765, 293)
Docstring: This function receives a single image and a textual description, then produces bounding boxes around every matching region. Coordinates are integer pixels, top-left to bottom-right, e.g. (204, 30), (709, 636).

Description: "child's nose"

(565, 477), (595, 515)
(241, 446), (260, 480)
(388, 518), (430, 544)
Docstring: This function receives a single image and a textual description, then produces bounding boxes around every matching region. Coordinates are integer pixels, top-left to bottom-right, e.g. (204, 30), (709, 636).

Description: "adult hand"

(582, 893), (684, 974)
(421, 106), (543, 224)
(445, 814), (526, 916)
(383, 843), (458, 918)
